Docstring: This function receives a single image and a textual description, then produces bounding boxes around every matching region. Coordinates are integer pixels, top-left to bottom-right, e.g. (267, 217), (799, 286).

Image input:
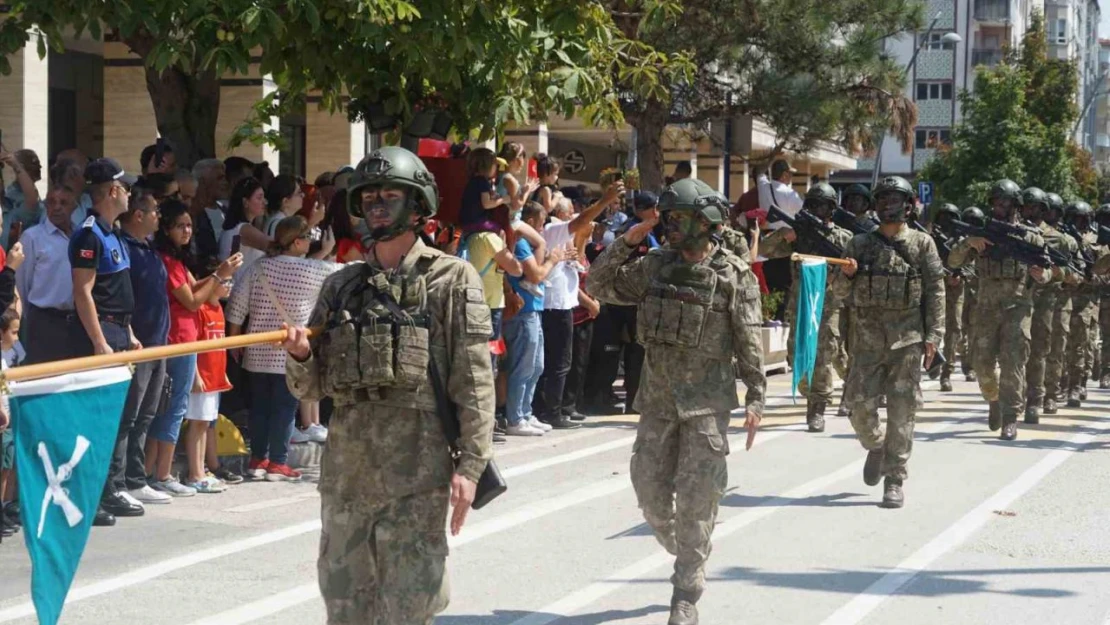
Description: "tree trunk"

(144, 65), (221, 169)
(631, 99), (669, 191)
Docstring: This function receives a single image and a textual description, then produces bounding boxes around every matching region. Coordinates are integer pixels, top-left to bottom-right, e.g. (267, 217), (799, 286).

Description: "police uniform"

(68, 210), (135, 354)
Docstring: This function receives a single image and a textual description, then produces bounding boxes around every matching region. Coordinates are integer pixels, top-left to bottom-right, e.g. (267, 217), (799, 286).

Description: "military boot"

(837, 403), (850, 418)
(1000, 417), (1018, 441)
(880, 477), (904, 509)
(1024, 400), (1040, 425)
(1067, 388), (1081, 408)
(668, 588), (701, 625)
(939, 374), (953, 392)
(1101, 373), (1110, 390)
(806, 400), (826, 433)
(988, 401), (1002, 431)
(966, 370), (977, 383)
(1079, 379), (1088, 401)
(863, 449), (883, 486)
(928, 367), (940, 381)
(1044, 396), (1059, 415)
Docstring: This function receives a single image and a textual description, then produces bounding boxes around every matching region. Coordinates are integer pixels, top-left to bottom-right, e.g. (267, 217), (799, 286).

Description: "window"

(915, 129), (952, 149)
(920, 32), (956, 51)
(915, 82), (954, 101)
(1055, 19), (1068, 44)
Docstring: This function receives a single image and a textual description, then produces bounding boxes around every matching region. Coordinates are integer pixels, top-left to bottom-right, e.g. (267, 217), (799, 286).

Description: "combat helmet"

(988, 179), (1023, 204)
(872, 176), (914, 223)
(803, 182), (838, 216)
(658, 178), (727, 250)
(962, 206), (987, 228)
(1066, 201), (1094, 230)
(347, 146), (440, 218)
(1021, 187), (1049, 211)
(842, 183), (872, 203)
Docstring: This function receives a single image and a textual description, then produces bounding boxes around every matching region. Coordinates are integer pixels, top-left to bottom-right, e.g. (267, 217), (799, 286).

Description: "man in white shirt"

(759, 159), (803, 229)
(534, 184), (622, 429)
(16, 184), (78, 364)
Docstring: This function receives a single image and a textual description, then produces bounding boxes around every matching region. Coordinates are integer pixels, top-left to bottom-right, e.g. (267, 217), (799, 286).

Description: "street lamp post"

(870, 13), (963, 187)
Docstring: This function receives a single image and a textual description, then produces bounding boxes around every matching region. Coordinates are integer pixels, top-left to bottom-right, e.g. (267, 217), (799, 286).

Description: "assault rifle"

(1056, 222), (1094, 279)
(832, 208), (878, 235)
(947, 218), (1077, 273)
(767, 205), (845, 259)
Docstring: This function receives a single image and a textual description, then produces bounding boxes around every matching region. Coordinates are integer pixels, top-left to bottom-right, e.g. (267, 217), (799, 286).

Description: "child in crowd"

(0, 311), (24, 368)
(459, 148), (505, 235)
(182, 294), (234, 493)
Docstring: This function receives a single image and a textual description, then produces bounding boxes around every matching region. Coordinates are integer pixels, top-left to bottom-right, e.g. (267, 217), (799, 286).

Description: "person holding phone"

(219, 177), (269, 276)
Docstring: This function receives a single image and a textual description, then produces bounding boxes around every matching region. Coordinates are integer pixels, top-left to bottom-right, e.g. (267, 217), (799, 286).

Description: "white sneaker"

(528, 417), (553, 432)
(305, 423), (328, 443)
(151, 477), (197, 497)
(290, 428), (312, 444)
(129, 485), (172, 504)
(119, 491), (145, 509)
(506, 422), (545, 436)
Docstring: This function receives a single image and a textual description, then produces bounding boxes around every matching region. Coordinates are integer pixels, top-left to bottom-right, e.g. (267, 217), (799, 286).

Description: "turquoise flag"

(11, 366), (131, 625)
(792, 259), (827, 399)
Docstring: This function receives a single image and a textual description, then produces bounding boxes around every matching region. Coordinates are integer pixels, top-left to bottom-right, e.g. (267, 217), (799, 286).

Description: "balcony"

(972, 48), (1004, 68)
(974, 0), (1010, 24)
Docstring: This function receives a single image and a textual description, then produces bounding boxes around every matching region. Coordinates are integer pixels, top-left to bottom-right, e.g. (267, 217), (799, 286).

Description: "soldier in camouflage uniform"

(948, 180), (1051, 441)
(1038, 194), (1071, 414)
(836, 183), (877, 416)
(283, 147), (495, 625)
(1022, 188), (1079, 424)
(835, 176), (944, 509)
(960, 207), (986, 383)
(589, 177), (766, 625)
(1096, 205), (1110, 389)
(931, 203), (966, 392)
(760, 183), (852, 431)
(1063, 202), (1101, 407)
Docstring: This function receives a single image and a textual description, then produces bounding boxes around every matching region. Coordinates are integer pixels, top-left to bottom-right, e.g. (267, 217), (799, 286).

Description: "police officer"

(836, 176), (945, 508)
(1022, 188), (1077, 424)
(1063, 202), (1101, 407)
(949, 180), (1050, 440)
(760, 182), (852, 431)
(931, 203), (965, 392)
(282, 147), (494, 625)
(589, 178), (766, 625)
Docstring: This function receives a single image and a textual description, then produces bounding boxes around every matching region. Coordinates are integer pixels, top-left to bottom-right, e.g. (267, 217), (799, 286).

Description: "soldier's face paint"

(845, 195), (870, 216)
(874, 191), (908, 224)
(991, 197), (1016, 220)
(663, 210), (711, 250)
(361, 185), (416, 241)
(804, 199), (833, 220)
(1021, 202), (1044, 223)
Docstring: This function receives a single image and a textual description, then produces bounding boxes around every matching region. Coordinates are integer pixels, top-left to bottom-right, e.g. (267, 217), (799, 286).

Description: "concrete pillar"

(0, 33), (49, 193)
(102, 42), (156, 173)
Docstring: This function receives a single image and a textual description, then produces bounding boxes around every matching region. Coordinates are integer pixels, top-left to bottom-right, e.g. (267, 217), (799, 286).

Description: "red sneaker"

(265, 463), (302, 482)
(247, 458), (270, 480)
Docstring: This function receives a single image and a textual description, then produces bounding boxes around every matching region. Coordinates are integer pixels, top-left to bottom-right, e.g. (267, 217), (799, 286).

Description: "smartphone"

(230, 234), (242, 256)
(154, 137), (166, 169)
(9, 222), (23, 248)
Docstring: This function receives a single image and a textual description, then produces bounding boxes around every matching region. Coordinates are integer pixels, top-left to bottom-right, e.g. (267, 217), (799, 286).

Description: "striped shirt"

(225, 255), (342, 374)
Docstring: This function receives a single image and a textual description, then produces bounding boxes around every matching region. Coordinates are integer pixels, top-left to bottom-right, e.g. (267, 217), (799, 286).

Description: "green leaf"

(563, 71), (579, 99)
(304, 3), (320, 31)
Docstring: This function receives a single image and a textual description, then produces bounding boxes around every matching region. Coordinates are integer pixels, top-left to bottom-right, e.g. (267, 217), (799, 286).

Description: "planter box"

(762, 325), (790, 373)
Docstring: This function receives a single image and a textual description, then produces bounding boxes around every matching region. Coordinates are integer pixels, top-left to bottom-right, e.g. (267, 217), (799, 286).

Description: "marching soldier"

(836, 183), (876, 416)
(1063, 202), (1101, 408)
(960, 206), (986, 383)
(931, 203), (965, 392)
(1042, 194), (1073, 413)
(760, 183), (852, 431)
(1096, 204), (1110, 389)
(282, 147), (495, 625)
(588, 177), (766, 625)
(836, 176), (944, 508)
(1022, 188), (1077, 424)
(948, 180), (1050, 440)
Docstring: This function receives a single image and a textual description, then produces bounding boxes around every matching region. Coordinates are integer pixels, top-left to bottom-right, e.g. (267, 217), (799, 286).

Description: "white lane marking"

(0, 520), (322, 623)
(495, 427), (621, 458)
(506, 458), (869, 625)
(224, 492), (319, 513)
(819, 430), (1098, 625)
(186, 428), (798, 625)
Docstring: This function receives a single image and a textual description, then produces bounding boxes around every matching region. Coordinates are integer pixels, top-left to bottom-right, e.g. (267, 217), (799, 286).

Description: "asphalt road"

(0, 371), (1108, 625)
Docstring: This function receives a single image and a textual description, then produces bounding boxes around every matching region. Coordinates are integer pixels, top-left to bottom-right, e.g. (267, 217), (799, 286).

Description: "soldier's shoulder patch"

(465, 287), (485, 303)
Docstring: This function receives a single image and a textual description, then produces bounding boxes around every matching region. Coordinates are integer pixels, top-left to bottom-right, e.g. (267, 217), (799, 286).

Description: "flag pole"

(790, 252), (853, 266)
(2, 327), (322, 384)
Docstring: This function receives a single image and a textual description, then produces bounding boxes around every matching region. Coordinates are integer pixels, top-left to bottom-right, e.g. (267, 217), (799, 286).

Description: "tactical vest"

(637, 251), (733, 360)
(317, 264), (433, 406)
(852, 234), (921, 311)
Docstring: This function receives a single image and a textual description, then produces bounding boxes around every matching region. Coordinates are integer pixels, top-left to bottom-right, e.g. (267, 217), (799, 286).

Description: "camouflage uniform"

(287, 240), (495, 625)
(961, 275), (978, 376)
(836, 212), (881, 402)
(589, 240), (765, 599)
(760, 222), (851, 416)
(836, 228), (945, 482)
(948, 223), (1047, 429)
(942, 276), (965, 379)
(1026, 222), (1077, 414)
(1065, 230), (1103, 402)
(718, 224), (751, 263)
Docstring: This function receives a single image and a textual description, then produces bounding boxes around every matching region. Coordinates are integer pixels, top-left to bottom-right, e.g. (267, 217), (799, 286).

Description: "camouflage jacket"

(834, 227), (946, 349)
(1035, 221), (1078, 293)
(718, 225), (751, 263)
(760, 220), (852, 319)
(286, 239), (495, 486)
(588, 239), (766, 419)
(948, 219), (1049, 309)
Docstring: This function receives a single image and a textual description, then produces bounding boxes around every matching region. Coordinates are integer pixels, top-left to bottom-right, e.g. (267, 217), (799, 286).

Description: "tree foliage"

(609, 0), (923, 189)
(0, 0), (688, 166)
(918, 9), (1087, 206)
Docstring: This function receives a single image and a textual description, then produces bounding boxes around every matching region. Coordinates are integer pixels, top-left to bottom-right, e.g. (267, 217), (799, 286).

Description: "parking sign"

(918, 181), (934, 205)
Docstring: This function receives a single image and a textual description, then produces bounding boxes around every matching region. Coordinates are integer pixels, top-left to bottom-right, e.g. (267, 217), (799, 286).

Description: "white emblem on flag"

(37, 436), (91, 538)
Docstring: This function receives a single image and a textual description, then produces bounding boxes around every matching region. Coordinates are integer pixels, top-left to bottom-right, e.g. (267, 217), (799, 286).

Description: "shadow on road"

(720, 491), (875, 508)
(438, 605), (668, 625)
(710, 565), (1097, 599)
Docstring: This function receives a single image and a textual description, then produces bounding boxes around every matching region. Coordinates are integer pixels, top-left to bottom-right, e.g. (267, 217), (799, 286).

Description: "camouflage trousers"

(631, 406), (729, 594)
(318, 488), (451, 625)
(1045, 295), (1074, 402)
(942, 278), (965, 377)
(845, 342), (922, 481)
(1066, 295), (1099, 392)
(1025, 289), (1060, 405)
(962, 280), (979, 374)
(787, 308), (842, 404)
(1100, 297), (1110, 379)
(972, 299), (1032, 422)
